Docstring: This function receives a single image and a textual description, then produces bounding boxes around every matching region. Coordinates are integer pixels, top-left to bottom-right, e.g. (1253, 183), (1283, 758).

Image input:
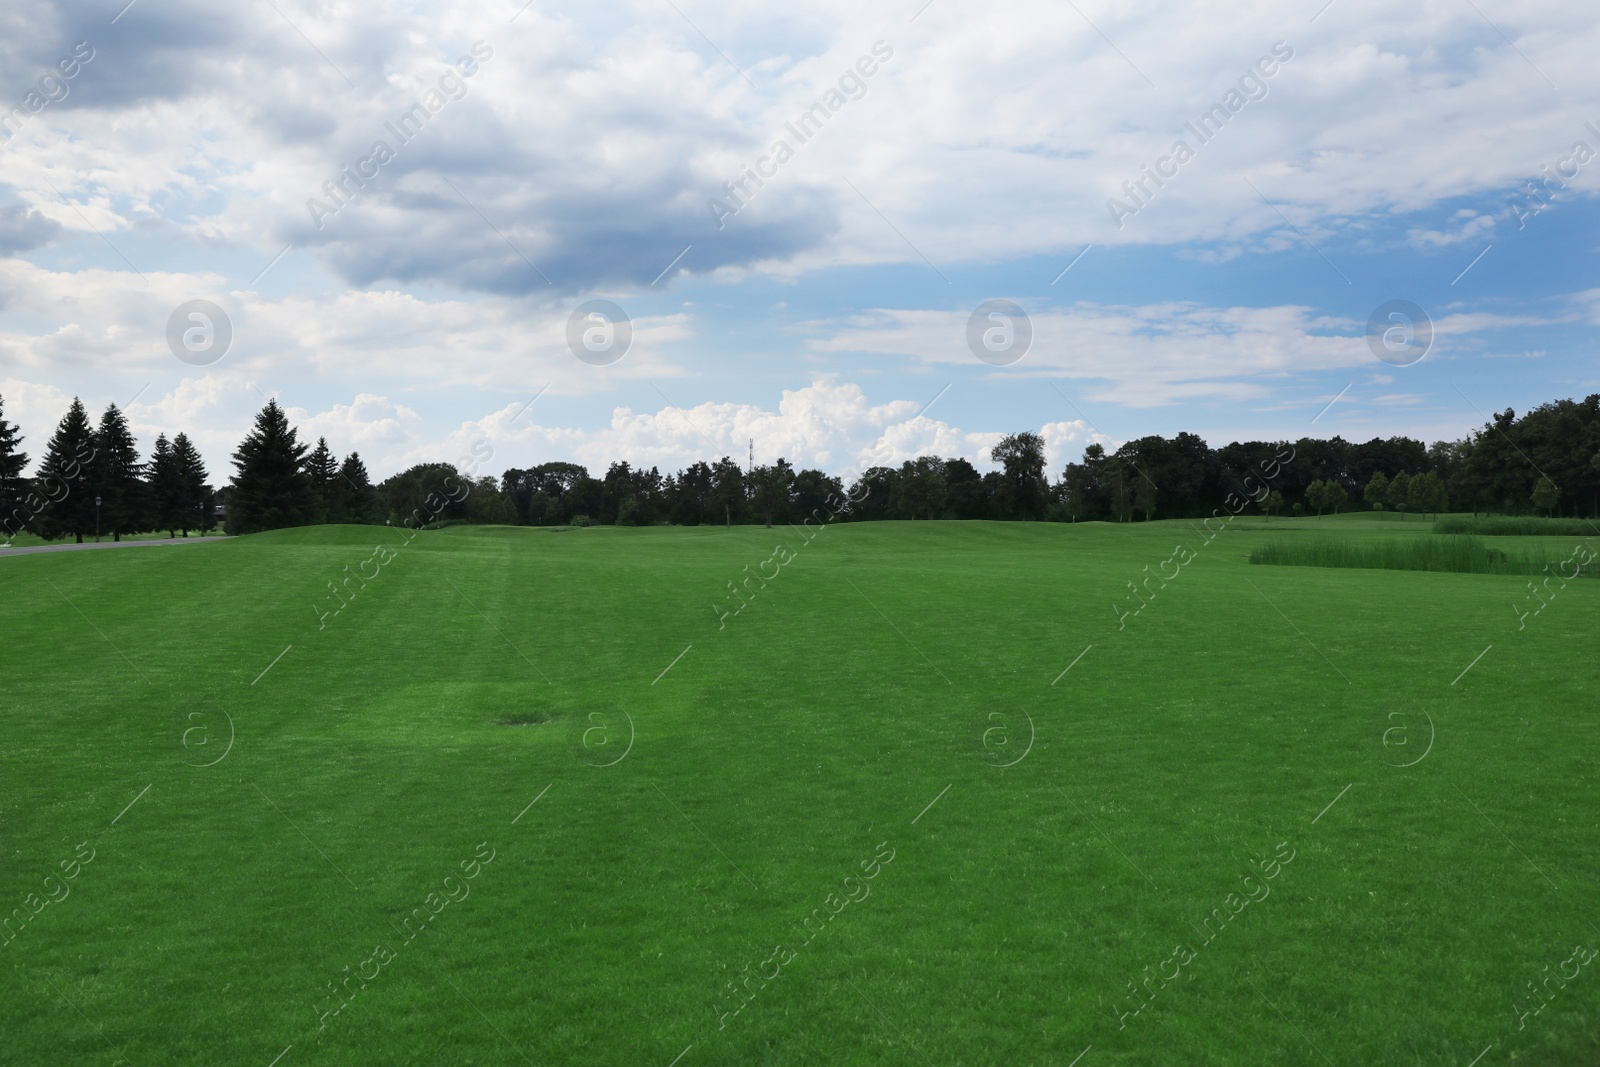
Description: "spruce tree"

(33, 399), (98, 543)
(337, 451), (376, 523)
(306, 436), (338, 522)
(0, 393), (28, 543)
(90, 404), (143, 541)
(228, 400), (313, 534)
(172, 433), (211, 535)
(148, 434), (183, 537)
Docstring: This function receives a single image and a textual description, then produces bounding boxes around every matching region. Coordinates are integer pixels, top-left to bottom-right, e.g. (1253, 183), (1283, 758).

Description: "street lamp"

(95, 496), (102, 542)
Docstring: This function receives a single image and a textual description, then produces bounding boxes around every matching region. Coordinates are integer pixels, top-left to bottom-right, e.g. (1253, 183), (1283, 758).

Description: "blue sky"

(1, 0), (1596, 480)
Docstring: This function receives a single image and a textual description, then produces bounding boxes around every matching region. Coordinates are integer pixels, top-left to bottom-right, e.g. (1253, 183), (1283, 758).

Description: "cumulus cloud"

(2, 0), (1598, 291)
(0, 376), (71, 457)
(0, 0), (1593, 470)
(217, 379), (1104, 482)
(0, 256), (692, 392)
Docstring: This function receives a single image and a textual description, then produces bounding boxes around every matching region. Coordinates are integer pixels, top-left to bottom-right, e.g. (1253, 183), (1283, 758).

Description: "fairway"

(3, 518), (1598, 1065)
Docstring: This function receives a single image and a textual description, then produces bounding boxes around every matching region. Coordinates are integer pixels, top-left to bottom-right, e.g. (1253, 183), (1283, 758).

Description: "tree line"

(3, 391), (1595, 542)
(0, 396), (381, 542)
(0, 397), (215, 543)
(497, 395), (1599, 526)
(1051, 394), (1597, 522)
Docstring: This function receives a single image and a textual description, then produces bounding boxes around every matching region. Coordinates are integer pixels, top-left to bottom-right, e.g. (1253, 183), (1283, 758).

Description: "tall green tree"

(894, 456), (946, 519)
(1324, 480), (1348, 515)
(847, 467), (898, 520)
(337, 452), (378, 523)
(33, 399), (98, 543)
(1363, 471), (1389, 514)
(90, 404), (143, 540)
(466, 476), (514, 524)
(0, 393), (28, 542)
(172, 434), (210, 535)
(228, 400), (314, 535)
(1407, 470), (1446, 519)
(748, 459), (795, 528)
(711, 456), (744, 527)
(1134, 472), (1158, 522)
(1305, 479), (1328, 517)
(1103, 457), (1133, 521)
(378, 463), (471, 528)
(147, 434), (183, 537)
(306, 436), (338, 522)
(990, 432), (1048, 519)
(1387, 471), (1412, 521)
(172, 434), (213, 535)
(1531, 475), (1559, 516)
(792, 468), (845, 523)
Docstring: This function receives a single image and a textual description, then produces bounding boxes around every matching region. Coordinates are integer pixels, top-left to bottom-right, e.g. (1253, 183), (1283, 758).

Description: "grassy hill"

(2, 519), (1596, 1064)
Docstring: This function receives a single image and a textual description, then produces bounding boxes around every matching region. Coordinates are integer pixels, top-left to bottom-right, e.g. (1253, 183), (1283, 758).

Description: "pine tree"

(0, 393), (29, 543)
(337, 452), (376, 523)
(148, 433), (183, 537)
(90, 404), (143, 541)
(228, 400), (314, 535)
(306, 436), (338, 522)
(33, 399), (98, 543)
(172, 433), (211, 535)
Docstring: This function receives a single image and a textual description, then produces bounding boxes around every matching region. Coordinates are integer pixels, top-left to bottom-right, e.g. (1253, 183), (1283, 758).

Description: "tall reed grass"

(1249, 535), (1593, 576)
(1432, 516), (1600, 537)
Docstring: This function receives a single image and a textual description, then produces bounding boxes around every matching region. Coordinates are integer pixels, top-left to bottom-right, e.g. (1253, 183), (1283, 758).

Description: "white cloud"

(809, 300), (1559, 406)
(3, 0), (1599, 284)
(2, 0), (1595, 471)
(269, 379), (1101, 482)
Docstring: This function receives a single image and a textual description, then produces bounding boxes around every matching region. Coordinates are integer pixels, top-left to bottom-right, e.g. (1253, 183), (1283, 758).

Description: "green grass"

(1249, 534), (1592, 576)
(3, 519), (1598, 1065)
(1434, 515), (1600, 537)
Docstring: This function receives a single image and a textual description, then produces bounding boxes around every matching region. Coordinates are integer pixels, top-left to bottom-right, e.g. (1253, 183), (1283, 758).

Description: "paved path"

(0, 536), (228, 558)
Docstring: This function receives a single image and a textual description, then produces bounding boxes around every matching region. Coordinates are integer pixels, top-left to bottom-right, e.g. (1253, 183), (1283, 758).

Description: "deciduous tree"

(1363, 471), (1389, 514)
(1532, 475), (1559, 516)
(1387, 471), (1412, 521)
(1305, 479), (1327, 517)
(990, 432), (1048, 519)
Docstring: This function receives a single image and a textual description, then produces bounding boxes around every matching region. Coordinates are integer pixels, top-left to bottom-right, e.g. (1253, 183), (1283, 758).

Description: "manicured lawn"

(2, 517), (1596, 1065)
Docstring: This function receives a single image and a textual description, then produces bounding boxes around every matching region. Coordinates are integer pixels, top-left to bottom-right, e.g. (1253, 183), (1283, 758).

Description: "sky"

(0, 0), (1596, 483)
